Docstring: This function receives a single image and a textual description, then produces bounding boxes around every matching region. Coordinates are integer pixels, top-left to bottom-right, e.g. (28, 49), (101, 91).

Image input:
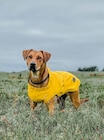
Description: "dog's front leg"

(45, 97), (54, 115)
(30, 99), (37, 110)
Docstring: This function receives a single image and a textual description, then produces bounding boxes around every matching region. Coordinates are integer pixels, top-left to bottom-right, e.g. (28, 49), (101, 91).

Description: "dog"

(22, 49), (88, 115)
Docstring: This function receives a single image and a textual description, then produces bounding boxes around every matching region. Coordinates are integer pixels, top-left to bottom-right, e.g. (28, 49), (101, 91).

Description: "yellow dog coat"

(28, 69), (80, 103)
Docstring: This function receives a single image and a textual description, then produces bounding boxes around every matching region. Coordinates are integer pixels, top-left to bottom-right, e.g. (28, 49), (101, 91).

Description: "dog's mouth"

(29, 67), (38, 79)
(29, 63), (40, 72)
(29, 65), (36, 73)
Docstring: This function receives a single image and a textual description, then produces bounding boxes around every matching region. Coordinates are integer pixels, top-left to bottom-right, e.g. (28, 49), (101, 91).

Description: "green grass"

(0, 71), (104, 140)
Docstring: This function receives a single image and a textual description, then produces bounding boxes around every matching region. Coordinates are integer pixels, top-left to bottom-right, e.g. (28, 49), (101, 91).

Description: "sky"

(0, 0), (104, 72)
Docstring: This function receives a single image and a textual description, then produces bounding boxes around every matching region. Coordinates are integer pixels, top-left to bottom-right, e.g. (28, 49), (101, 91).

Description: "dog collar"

(29, 74), (49, 85)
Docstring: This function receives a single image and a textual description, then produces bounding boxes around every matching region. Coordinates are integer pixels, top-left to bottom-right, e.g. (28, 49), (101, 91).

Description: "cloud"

(0, 20), (24, 28)
(22, 28), (46, 36)
(0, 0), (104, 72)
(0, 19), (46, 37)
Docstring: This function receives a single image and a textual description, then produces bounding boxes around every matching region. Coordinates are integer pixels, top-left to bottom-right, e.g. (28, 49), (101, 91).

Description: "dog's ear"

(22, 49), (33, 60)
(40, 50), (51, 62)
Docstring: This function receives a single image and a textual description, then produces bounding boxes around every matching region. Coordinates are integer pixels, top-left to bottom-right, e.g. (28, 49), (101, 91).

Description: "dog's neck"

(28, 66), (49, 88)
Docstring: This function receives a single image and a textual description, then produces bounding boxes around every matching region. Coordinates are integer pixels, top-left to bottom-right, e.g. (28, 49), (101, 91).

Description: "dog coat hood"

(28, 69), (80, 103)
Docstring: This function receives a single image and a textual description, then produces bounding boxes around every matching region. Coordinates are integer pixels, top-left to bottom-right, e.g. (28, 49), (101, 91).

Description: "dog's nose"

(30, 62), (36, 72)
(30, 62), (36, 66)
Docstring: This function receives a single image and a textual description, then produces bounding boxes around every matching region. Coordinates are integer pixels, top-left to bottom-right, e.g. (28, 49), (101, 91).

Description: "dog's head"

(22, 49), (51, 74)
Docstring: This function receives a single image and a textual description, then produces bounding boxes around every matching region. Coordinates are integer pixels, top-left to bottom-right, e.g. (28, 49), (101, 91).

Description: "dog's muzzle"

(29, 62), (36, 72)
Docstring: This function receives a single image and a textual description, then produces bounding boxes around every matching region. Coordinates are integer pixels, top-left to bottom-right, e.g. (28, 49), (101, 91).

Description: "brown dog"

(23, 49), (88, 115)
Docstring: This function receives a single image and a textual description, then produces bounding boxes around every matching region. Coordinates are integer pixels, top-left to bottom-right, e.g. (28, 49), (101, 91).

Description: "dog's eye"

(37, 56), (42, 60)
(28, 55), (32, 59)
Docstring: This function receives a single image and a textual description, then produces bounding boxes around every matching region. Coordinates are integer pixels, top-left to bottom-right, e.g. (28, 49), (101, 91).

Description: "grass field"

(0, 71), (104, 140)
